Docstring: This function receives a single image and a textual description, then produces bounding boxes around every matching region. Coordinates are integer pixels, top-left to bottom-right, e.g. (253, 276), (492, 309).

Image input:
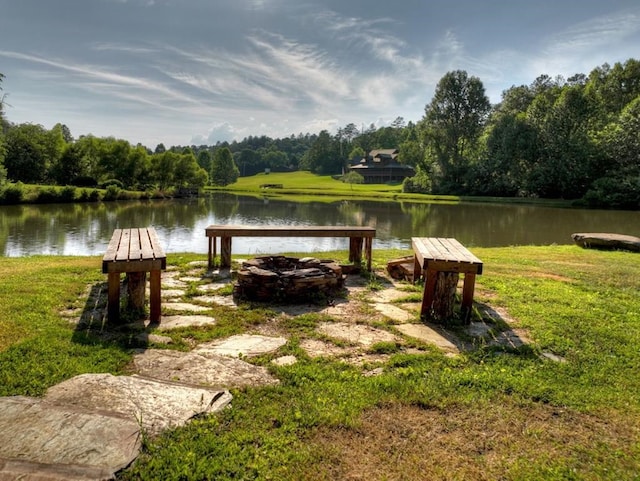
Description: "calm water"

(1, 193), (638, 257)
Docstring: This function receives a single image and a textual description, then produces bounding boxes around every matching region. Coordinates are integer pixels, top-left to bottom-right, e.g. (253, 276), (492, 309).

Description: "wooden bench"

(412, 237), (483, 323)
(102, 227), (166, 323)
(205, 225), (376, 271)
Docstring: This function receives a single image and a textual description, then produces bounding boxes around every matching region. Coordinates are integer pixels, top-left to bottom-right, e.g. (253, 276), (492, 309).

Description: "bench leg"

(420, 267), (438, 317)
(220, 236), (232, 268)
(413, 255), (421, 283)
(364, 237), (373, 271)
(107, 272), (121, 322)
(349, 237), (363, 264)
(208, 236), (213, 269)
(149, 269), (162, 323)
(461, 272), (477, 323)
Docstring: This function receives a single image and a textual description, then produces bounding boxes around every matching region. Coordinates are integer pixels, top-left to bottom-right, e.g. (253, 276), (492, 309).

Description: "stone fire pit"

(233, 256), (344, 302)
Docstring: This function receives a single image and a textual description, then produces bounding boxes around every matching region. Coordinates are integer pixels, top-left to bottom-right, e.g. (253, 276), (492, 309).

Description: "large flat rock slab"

(0, 396), (140, 480)
(133, 348), (279, 388)
(45, 373), (232, 435)
(196, 334), (287, 358)
(572, 232), (640, 252)
(395, 323), (460, 354)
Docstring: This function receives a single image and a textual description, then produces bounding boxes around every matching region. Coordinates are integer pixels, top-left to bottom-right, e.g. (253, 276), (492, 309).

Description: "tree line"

(1, 59), (639, 208)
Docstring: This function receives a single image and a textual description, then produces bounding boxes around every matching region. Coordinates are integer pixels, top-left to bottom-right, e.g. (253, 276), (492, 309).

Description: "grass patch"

(203, 171), (575, 207)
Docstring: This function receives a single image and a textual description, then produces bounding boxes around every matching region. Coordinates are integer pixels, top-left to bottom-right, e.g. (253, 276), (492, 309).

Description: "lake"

(1, 193), (638, 257)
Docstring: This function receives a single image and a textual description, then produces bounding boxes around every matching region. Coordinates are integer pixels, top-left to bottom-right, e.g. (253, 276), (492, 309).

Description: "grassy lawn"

(203, 171), (573, 207)
(0, 246), (639, 480)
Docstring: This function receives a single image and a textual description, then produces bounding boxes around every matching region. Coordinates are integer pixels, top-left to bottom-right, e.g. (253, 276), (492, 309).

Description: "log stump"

(431, 272), (459, 322)
(126, 272), (147, 318)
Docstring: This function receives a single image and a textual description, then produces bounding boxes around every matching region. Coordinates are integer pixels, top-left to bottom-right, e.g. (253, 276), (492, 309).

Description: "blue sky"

(1, 0), (639, 148)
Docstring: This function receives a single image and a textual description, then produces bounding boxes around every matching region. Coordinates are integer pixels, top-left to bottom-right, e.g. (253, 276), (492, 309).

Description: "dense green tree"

(300, 130), (340, 174)
(210, 147), (239, 186)
(173, 151), (208, 188)
(4, 123), (63, 183)
(421, 70), (491, 193)
(196, 150), (212, 172)
(234, 148), (264, 176)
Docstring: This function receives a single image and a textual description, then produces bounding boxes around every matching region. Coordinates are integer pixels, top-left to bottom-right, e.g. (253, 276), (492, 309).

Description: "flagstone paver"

(133, 348), (280, 388)
(197, 334), (287, 358)
(45, 373), (232, 435)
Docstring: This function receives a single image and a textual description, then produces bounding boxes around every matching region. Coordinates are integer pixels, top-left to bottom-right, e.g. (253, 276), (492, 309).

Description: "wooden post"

(349, 237), (363, 264)
(107, 272), (121, 322)
(220, 236), (232, 268)
(149, 269), (162, 323)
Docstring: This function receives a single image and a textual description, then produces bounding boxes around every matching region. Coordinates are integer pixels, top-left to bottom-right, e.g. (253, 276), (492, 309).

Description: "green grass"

(203, 171), (575, 207)
(1, 247), (639, 479)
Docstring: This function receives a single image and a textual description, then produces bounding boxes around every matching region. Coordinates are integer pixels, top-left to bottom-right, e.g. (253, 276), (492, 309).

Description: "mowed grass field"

(0, 245), (639, 479)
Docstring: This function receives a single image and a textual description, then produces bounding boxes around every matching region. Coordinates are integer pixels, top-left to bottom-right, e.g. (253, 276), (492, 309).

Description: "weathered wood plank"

(116, 229), (131, 262)
(205, 225), (375, 238)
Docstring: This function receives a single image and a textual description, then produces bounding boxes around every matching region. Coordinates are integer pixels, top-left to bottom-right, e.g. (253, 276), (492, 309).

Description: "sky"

(1, 0), (639, 148)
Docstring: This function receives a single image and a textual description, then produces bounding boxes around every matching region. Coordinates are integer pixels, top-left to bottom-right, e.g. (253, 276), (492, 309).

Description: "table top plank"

(115, 229), (131, 262)
(412, 237), (483, 274)
(102, 227), (166, 273)
(205, 225), (375, 238)
(130, 228), (143, 261)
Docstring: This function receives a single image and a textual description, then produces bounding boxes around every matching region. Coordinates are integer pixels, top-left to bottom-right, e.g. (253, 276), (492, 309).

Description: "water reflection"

(0, 193), (638, 257)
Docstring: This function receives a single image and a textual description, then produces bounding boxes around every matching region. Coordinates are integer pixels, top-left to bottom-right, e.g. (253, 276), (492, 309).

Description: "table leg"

(364, 237), (373, 271)
(107, 272), (120, 322)
(220, 236), (232, 268)
(149, 269), (162, 323)
(461, 272), (477, 322)
(420, 267), (438, 317)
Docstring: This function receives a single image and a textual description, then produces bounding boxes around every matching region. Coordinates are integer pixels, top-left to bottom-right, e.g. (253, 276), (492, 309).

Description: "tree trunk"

(126, 272), (147, 318)
(431, 272), (458, 322)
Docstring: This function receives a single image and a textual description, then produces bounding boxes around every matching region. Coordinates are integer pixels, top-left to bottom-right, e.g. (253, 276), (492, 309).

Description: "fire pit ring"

(233, 255), (344, 302)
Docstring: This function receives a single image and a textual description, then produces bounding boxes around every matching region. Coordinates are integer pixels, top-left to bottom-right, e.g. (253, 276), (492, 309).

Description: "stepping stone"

(133, 349), (279, 388)
(192, 295), (238, 308)
(197, 334), (287, 358)
(300, 339), (353, 358)
(0, 396), (140, 480)
(45, 373), (232, 435)
(272, 355), (297, 366)
(155, 315), (216, 330)
(317, 322), (399, 347)
(161, 289), (185, 299)
(197, 282), (230, 293)
(164, 302), (211, 313)
(396, 323), (460, 354)
(374, 303), (415, 322)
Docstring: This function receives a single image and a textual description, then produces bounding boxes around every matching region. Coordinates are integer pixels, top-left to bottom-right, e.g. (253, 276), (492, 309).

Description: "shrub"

(35, 187), (60, 203)
(99, 179), (124, 189)
(0, 183), (24, 204)
(103, 185), (121, 201)
(59, 186), (77, 202)
(583, 176), (640, 210)
(402, 169), (432, 194)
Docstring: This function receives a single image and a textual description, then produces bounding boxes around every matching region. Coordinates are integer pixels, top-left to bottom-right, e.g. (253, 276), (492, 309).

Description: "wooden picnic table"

(205, 225), (376, 271)
(102, 227), (166, 323)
